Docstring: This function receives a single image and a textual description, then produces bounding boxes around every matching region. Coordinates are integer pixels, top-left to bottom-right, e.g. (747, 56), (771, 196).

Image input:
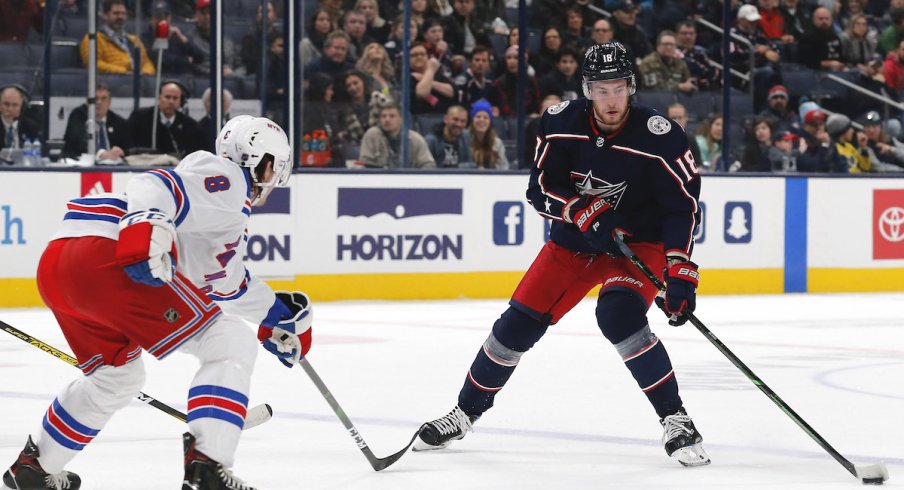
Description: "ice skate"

(412, 406), (475, 451)
(660, 409), (710, 467)
(182, 433), (257, 490)
(2, 435), (81, 490)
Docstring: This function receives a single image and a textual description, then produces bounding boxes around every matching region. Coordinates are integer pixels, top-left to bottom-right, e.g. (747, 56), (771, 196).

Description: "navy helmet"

(582, 42), (636, 98)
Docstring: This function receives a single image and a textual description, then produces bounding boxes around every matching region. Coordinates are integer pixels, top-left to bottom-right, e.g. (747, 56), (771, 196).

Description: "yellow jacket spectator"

(80, 0), (155, 75)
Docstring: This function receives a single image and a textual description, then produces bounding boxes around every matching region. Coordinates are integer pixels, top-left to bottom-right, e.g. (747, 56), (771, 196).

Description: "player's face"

(589, 79), (631, 130)
(252, 160), (276, 206)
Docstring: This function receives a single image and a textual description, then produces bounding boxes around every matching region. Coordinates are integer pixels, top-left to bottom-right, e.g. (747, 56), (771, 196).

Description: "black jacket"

(128, 106), (205, 157)
(0, 116), (40, 150)
(63, 104), (132, 158)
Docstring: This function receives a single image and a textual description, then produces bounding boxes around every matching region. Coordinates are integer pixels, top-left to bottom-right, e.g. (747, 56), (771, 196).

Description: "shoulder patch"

(647, 115), (672, 135)
(547, 100), (570, 115)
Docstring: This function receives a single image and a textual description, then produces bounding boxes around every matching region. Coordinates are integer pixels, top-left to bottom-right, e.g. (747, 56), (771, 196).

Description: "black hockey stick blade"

(1, 319), (272, 431)
(612, 235), (890, 484)
(299, 357), (421, 471)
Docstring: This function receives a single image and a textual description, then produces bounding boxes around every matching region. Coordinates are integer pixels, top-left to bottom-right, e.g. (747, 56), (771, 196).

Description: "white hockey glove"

(258, 291), (313, 368)
(115, 209), (177, 287)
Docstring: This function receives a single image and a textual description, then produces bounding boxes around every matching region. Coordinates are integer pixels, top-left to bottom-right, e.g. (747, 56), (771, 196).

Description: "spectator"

(240, 0), (278, 77)
(562, 6), (592, 53)
(81, 0), (155, 75)
(695, 114), (723, 171)
(796, 102), (831, 171)
(675, 20), (720, 91)
(63, 84), (132, 161)
(421, 18), (455, 78)
(384, 14), (418, 64)
(409, 0), (429, 29)
(770, 130), (800, 171)
(359, 103), (436, 168)
(523, 94), (562, 167)
(128, 81), (204, 158)
(468, 100), (510, 169)
(141, 1), (202, 76)
(495, 45), (541, 117)
(264, 31), (287, 126)
(334, 71), (374, 160)
(424, 104), (472, 167)
(305, 31), (355, 88)
(638, 30), (697, 93)
(611, 0), (651, 63)
(841, 13), (877, 67)
(530, 0), (569, 32)
(799, 6), (845, 70)
(858, 110), (904, 168)
(342, 9), (373, 61)
(878, 8), (904, 57)
(190, 0), (241, 76)
(320, 0), (345, 27)
(441, 0), (491, 56)
(357, 42), (398, 95)
(841, 0), (876, 30)
(666, 102), (702, 165)
(847, 54), (894, 116)
(535, 26), (564, 78)
(727, 4), (782, 109)
(759, 84), (801, 132)
(503, 27), (537, 77)
(825, 113), (866, 172)
(0, 0), (42, 43)
(300, 9), (334, 67)
(757, 0), (787, 41)
(591, 18), (615, 45)
(427, 0), (454, 19)
(883, 40), (904, 94)
(454, 45), (501, 112)
(539, 47), (583, 101)
(357, 0), (391, 43)
(738, 117), (775, 171)
(779, 0), (807, 43)
(0, 85), (39, 151)
(303, 72), (343, 167)
(408, 42), (459, 114)
(196, 88), (233, 151)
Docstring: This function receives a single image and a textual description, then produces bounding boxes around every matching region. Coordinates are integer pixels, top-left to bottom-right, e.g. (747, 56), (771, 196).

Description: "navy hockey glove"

(258, 291), (313, 368)
(115, 209), (177, 287)
(565, 195), (627, 255)
(654, 261), (699, 326)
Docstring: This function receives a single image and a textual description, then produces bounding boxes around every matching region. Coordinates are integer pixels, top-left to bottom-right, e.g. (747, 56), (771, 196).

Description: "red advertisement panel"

(873, 189), (904, 260)
(80, 172), (112, 197)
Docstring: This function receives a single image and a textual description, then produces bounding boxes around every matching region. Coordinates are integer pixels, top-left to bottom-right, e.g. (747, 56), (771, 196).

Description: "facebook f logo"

(493, 202), (524, 245)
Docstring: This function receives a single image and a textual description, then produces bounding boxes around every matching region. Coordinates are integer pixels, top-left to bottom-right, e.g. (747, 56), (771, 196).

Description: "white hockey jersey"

(54, 151), (278, 326)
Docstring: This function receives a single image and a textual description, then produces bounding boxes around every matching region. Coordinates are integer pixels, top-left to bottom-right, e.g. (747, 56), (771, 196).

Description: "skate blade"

(412, 438), (453, 452)
(672, 443), (711, 467)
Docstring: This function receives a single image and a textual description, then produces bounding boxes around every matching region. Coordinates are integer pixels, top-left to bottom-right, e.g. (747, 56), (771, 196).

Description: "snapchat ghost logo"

(724, 202), (752, 244)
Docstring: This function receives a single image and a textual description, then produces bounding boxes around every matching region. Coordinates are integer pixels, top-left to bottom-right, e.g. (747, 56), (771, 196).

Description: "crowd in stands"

(2, 0), (904, 172)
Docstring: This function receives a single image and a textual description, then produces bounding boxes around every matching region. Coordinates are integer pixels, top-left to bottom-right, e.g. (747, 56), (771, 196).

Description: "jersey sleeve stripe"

(535, 141), (551, 169)
(149, 169), (192, 226)
(545, 133), (590, 140)
(538, 172), (568, 204)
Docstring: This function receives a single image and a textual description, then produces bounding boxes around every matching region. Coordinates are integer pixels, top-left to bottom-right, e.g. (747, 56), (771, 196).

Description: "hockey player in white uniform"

(3, 117), (312, 490)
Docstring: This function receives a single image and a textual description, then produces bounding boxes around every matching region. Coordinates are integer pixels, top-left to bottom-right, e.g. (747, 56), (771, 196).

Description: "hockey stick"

(0, 319), (273, 431)
(299, 357), (424, 471)
(612, 236), (889, 485)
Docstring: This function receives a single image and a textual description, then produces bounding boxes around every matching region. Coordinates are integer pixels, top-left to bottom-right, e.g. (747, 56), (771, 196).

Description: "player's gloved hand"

(115, 209), (177, 287)
(565, 195), (628, 255)
(654, 261), (699, 326)
(258, 291), (313, 368)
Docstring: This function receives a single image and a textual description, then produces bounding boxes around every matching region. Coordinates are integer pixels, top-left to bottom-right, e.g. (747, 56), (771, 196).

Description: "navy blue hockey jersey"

(527, 99), (701, 260)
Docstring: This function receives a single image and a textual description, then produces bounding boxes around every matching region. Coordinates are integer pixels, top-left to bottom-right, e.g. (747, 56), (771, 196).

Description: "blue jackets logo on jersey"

(571, 170), (627, 207)
(493, 202), (524, 245)
(337, 188), (464, 261)
(337, 188), (463, 219)
(724, 202), (752, 243)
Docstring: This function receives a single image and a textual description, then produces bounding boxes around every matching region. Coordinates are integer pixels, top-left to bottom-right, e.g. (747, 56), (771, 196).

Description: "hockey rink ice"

(1, 293), (902, 489)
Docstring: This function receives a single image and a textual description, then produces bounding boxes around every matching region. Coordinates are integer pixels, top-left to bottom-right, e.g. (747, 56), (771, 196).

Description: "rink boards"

(1, 170), (903, 306)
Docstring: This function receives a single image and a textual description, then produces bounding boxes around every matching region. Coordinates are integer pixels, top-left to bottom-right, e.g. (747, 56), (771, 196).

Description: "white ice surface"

(1, 293), (902, 489)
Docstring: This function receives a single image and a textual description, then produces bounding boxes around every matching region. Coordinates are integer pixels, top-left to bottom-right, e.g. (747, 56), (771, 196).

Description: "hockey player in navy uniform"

(413, 42), (708, 467)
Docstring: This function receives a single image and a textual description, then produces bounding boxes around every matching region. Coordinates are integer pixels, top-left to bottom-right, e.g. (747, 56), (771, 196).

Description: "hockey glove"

(654, 261), (699, 326)
(115, 209), (177, 287)
(565, 195), (628, 255)
(258, 291), (313, 368)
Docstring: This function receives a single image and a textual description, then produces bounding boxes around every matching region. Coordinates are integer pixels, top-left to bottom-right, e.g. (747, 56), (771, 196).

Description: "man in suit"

(0, 85), (40, 151)
(197, 87), (233, 152)
(128, 81), (205, 158)
(63, 84), (132, 162)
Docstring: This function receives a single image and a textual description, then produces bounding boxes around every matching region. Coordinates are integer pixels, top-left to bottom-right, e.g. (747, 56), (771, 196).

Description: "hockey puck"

(862, 477), (885, 485)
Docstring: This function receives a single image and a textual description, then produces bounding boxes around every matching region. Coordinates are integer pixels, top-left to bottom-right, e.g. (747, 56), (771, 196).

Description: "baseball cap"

(196, 0), (210, 10)
(804, 109), (826, 125)
(151, 0), (171, 15)
(826, 114), (852, 137)
(768, 85), (788, 99)
(737, 4), (761, 22)
(614, 0), (639, 12)
(773, 130), (798, 142)
(858, 110), (882, 126)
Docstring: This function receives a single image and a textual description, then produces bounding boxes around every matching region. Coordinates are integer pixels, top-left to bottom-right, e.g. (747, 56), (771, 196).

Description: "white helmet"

(232, 117), (292, 205)
(215, 114), (254, 161)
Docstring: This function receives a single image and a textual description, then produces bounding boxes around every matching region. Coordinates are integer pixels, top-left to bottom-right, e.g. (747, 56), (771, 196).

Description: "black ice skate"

(660, 409), (710, 467)
(2, 435), (81, 490)
(412, 405), (476, 451)
(182, 433), (257, 490)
